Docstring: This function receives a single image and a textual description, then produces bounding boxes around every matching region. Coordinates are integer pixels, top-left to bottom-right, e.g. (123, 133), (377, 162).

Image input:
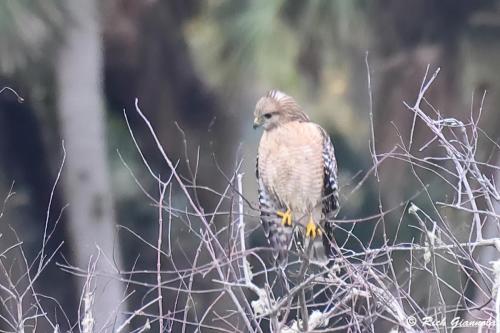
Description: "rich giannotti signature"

(406, 316), (496, 328)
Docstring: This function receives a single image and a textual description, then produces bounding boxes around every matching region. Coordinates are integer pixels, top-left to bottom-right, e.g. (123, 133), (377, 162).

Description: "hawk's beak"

(253, 117), (261, 129)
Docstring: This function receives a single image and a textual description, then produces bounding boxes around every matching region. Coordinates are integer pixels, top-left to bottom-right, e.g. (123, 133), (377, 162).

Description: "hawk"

(254, 90), (339, 265)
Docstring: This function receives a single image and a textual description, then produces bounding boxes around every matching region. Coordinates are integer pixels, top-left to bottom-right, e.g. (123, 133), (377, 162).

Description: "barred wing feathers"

(319, 128), (340, 257)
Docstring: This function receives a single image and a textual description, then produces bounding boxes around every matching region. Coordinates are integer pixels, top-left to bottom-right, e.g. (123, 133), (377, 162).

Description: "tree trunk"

(56, 0), (126, 329)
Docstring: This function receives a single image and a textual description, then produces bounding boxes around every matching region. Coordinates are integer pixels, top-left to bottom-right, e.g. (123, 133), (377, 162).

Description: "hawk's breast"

(258, 121), (324, 214)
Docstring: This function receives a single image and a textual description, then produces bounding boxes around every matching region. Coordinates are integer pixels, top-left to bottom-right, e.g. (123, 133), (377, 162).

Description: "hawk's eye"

(264, 113), (272, 119)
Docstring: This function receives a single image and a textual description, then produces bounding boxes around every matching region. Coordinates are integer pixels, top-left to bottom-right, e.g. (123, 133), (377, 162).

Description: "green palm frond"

(220, 0), (297, 86)
(188, 0), (368, 92)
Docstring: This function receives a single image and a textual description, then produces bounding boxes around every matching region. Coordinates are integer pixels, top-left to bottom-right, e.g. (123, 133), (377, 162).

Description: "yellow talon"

(306, 217), (319, 238)
(277, 208), (292, 226)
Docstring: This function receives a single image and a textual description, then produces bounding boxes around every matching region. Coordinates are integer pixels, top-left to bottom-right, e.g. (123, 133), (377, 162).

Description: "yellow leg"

(306, 215), (321, 238)
(277, 208), (292, 226)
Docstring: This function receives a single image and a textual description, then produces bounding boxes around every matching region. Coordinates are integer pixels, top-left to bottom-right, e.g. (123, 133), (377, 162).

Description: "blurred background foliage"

(0, 0), (66, 73)
(1, 0), (500, 331)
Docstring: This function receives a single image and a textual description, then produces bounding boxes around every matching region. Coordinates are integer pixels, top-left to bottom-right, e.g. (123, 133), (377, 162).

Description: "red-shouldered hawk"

(254, 90), (339, 265)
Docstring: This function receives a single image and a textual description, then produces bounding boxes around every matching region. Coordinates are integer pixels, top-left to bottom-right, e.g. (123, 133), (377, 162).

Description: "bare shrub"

(1, 65), (499, 332)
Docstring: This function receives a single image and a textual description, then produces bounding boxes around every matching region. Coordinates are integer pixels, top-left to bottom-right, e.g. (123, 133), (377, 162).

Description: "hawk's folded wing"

(319, 128), (340, 257)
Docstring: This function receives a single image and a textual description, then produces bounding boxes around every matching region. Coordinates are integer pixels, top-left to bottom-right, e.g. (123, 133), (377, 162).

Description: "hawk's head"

(253, 90), (308, 130)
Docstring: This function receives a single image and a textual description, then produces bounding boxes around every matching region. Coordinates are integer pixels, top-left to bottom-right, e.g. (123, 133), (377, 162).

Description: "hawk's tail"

(269, 224), (293, 267)
(305, 237), (328, 265)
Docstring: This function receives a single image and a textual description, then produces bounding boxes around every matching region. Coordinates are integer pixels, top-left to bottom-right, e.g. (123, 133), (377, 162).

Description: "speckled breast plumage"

(258, 121), (324, 216)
